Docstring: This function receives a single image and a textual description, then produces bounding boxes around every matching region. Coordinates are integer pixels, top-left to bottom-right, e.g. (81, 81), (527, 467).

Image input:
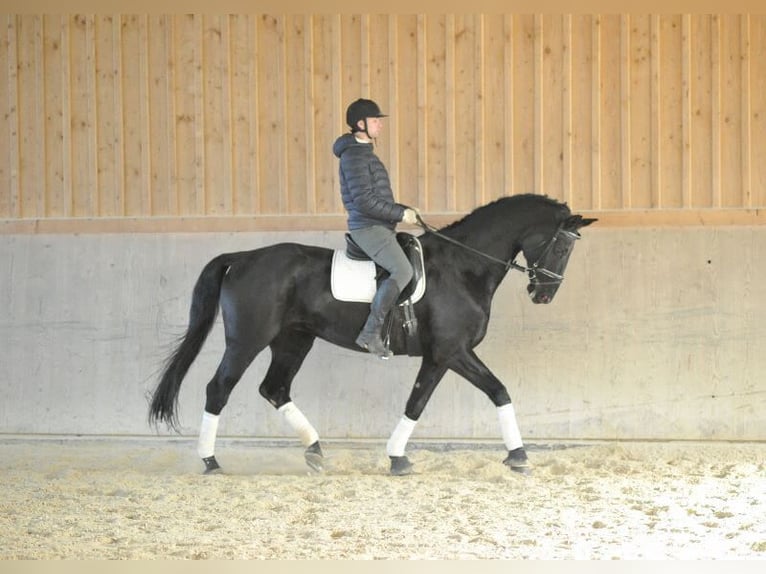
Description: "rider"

(333, 98), (420, 358)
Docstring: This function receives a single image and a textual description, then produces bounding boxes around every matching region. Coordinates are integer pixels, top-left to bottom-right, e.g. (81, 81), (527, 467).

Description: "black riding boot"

(356, 279), (401, 359)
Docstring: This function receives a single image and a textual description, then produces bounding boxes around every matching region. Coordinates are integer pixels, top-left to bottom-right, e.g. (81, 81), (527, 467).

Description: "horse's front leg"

(387, 358), (448, 476)
(448, 349), (530, 473)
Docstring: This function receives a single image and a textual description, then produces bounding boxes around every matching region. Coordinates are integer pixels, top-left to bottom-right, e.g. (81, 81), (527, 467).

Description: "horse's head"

(520, 214), (597, 304)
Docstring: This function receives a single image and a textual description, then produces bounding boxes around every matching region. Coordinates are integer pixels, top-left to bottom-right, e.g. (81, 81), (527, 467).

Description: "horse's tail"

(148, 253), (237, 430)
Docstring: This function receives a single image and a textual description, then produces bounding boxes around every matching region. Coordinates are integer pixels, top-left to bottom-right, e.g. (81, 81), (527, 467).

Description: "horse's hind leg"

(198, 344), (262, 474)
(258, 330), (323, 472)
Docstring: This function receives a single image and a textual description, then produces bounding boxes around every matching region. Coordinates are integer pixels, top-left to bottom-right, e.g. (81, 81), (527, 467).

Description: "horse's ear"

(566, 215), (598, 230)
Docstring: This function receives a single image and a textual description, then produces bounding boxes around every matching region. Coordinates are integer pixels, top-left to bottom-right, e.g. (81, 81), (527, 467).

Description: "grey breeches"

(349, 226), (414, 291)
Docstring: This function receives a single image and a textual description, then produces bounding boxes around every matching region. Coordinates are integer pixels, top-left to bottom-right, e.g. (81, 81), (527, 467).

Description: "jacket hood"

(333, 133), (365, 158)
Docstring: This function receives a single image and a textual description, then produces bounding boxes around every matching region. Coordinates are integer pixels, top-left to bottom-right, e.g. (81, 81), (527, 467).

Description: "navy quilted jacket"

(333, 133), (406, 231)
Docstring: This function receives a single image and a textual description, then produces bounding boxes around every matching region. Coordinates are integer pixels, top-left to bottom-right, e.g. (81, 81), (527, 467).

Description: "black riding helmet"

(346, 98), (388, 137)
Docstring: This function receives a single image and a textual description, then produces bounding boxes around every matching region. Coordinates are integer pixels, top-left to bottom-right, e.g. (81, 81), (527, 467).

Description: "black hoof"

(390, 456), (414, 476)
(503, 447), (531, 475)
(202, 456), (222, 475)
(304, 441), (324, 472)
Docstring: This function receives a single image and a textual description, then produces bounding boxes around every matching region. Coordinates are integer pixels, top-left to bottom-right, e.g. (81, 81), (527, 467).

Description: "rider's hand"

(402, 208), (420, 225)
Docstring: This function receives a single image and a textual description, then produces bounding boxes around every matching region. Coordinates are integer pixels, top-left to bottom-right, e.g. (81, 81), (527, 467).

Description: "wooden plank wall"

(1, 14), (765, 232)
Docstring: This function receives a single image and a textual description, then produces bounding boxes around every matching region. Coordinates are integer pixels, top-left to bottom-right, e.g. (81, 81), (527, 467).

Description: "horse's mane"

(439, 193), (569, 234)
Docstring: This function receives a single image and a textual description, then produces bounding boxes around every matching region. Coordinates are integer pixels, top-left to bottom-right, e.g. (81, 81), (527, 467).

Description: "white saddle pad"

(330, 250), (426, 304)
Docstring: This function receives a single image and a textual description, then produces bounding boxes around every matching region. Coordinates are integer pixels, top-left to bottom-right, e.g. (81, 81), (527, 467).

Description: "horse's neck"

(428, 221), (520, 299)
(450, 215), (524, 263)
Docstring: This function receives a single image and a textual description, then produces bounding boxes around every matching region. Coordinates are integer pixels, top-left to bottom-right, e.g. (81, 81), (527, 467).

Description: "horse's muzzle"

(528, 284), (554, 304)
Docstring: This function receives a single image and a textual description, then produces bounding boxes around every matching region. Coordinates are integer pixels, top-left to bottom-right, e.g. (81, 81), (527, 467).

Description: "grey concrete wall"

(1, 227), (764, 441)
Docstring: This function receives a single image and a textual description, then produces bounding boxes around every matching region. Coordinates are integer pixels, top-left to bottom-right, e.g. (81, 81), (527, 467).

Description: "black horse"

(148, 193), (596, 475)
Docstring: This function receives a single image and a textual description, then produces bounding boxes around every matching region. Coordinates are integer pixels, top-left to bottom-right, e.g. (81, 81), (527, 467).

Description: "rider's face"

(357, 117), (384, 139)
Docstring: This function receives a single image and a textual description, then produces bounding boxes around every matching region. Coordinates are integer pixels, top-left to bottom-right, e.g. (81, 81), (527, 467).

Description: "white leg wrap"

(386, 416), (418, 457)
(278, 402), (320, 447)
(498, 403), (524, 451)
(197, 411), (220, 459)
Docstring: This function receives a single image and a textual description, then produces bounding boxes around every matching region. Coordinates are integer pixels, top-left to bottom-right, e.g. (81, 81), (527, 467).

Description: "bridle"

(526, 225), (581, 285)
(415, 215), (579, 285)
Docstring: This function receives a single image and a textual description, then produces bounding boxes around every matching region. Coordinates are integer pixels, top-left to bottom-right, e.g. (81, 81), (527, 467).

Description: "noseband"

(416, 216), (579, 285)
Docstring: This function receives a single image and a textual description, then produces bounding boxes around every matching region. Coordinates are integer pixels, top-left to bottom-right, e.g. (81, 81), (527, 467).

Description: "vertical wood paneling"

(367, 16), (388, 158)
(659, 15), (684, 208)
(630, 15), (653, 208)
(541, 15), (565, 202)
(120, 15), (150, 216)
(59, 16), (73, 217)
(720, 15), (743, 208)
(69, 15), (97, 217)
(312, 15), (337, 214)
(383, 15), (399, 200)
(592, 16), (602, 209)
(95, 15), (123, 217)
(173, 14), (203, 216)
(147, 15), (175, 216)
(230, 15), (258, 215)
(0, 16), (13, 218)
(473, 15), (485, 208)
(711, 16), (722, 207)
(444, 14), (456, 211)
(256, 15), (286, 214)
(416, 15), (427, 210)
(483, 15), (506, 202)
(740, 15), (751, 208)
(620, 16), (631, 208)
(359, 16), (369, 94)
(201, 15), (232, 215)
(337, 13), (360, 213)
(512, 15), (535, 197)
(534, 15), (543, 198)
(751, 17), (766, 207)
(368, 15), (391, 159)
(43, 15), (66, 217)
(425, 15), (448, 212)
(283, 15), (310, 214)
(340, 15), (361, 105)
(650, 16), (662, 208)
(570, 15), (594, 211)
(599, 15), (622, 209)
(1, 13), (765, 229)
(503, 16), (515, 200)
(681, 15), (692, 208)
(17, 16), (45, 217)
(690, 15), (714, 208)
(454, 14), (480, 211)
(562, 15), (573, 207)
(393, 15), (419, 210)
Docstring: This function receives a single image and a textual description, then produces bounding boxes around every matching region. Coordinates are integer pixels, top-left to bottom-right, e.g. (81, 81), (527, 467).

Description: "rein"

(415, 215), (576, 284)
(415, 215), (528, 274)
